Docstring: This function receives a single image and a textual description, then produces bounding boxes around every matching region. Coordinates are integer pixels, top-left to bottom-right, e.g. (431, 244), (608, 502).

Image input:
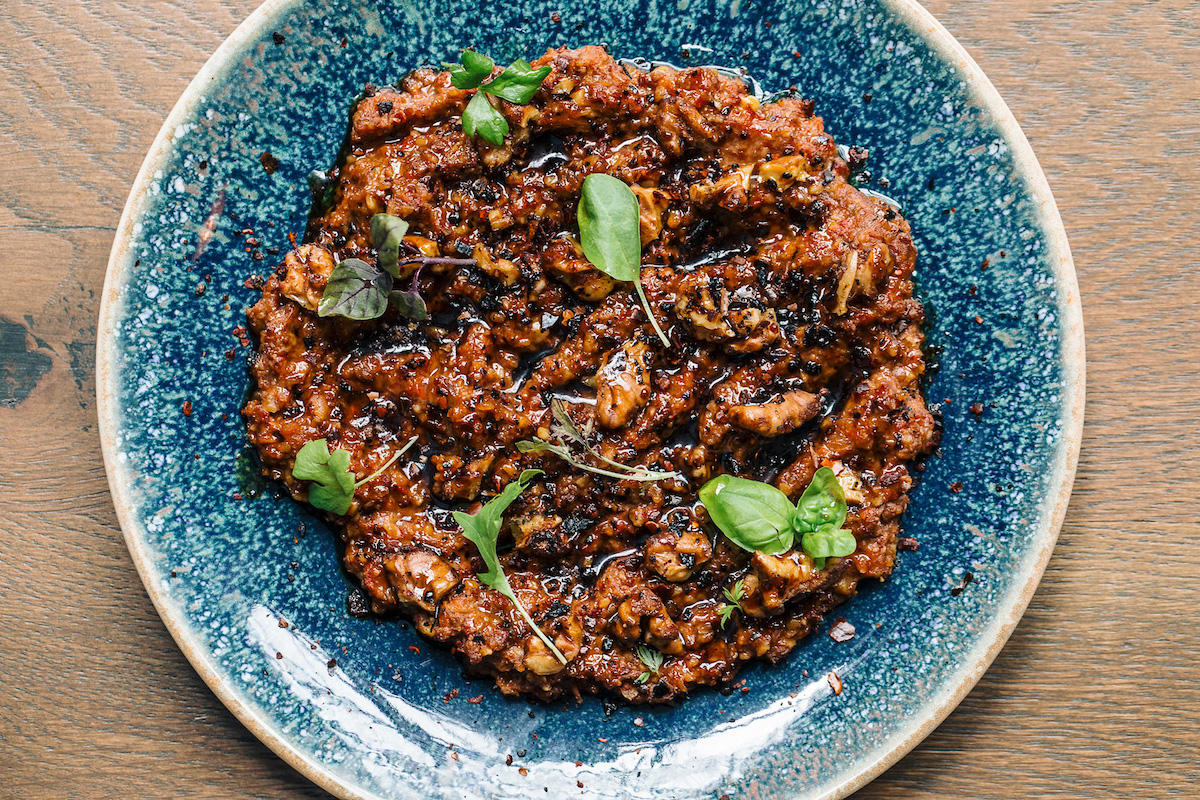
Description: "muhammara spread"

(242, 46), (939, 703)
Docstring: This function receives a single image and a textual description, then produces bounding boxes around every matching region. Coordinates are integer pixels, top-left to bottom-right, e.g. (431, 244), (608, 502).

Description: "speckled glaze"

(96, 1), (1083, 798)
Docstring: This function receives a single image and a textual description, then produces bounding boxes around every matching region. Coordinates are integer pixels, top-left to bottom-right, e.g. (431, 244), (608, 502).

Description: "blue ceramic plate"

(98, 1), (1084, 798)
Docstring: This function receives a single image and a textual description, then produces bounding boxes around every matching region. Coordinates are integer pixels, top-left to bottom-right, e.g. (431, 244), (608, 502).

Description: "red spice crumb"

(597, 737), (607, 743)
(898, 537), (920, 551)
(506, 755), (514, 766)
(974, 316), (983, 324)
(467, 695), (484, 704)
(443, 689), (459, 703)
(451, 752), (459, 761)
(828, 618), (856, 643)
(970, 402), (985, 415)
(574, 761), (582, 768)
(408, 645), (421, 654)
(633, 716), (644, 727)
(802, 670), (809, 678)
(951, 572), (974, 597)
(968, 284), (978, 296)
(827, 671), (843, 695)
(950, 481), (963, 493)
(278, 618), (288, 629)
(518, 767), (528, 777)
(327, 658), (337, 669)
(232, 492), (242, 500)
(792, 50), (803, 58)
(288, 231), (298, 246)
(551, 11), (561, 21)
(740, 686), (750, 694)
(182, 400), (193, 416)
(577, 781), (584, 789)
(721, 795), (732, 800)
(170, 571), (177, 578)
(981, 258), (990, 269)
(275, 652), (283, 660)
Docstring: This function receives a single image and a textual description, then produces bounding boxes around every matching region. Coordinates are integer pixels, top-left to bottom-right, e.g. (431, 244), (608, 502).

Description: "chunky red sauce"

(243, 46), (938, 702)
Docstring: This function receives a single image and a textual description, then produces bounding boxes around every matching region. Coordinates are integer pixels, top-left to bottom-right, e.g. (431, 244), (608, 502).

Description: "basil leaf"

(447, 50), (494, 89)
(481, 59), (551, 104)
(370, 213), (409, 277)
(462, 91), (508, 146)
(794, 466), (847, 532)
(698, 474), (796, 555)
(800, 526), (858, 569)
(318, 258), (392, 320)
(578, 173), (642, 282)
(453, 469), (566, 664)
(578, 174), (671, 346)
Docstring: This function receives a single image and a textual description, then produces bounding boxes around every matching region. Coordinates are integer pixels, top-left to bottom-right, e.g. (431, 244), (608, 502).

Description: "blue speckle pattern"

(99, 1), (1079, 798)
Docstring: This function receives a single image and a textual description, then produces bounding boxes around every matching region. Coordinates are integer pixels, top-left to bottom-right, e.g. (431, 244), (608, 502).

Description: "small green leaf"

(578, 173), (642, 282)
(718, 578), (746, 630)
(293, 437), (416, 515)
(634, 644), (664, 683)
(370, 213), (409, 278)
(698, 474), (797, 555)
(453, 469), (566, 665)
(481, 59), (551, 104)
(318, 258), (392, 320)
(447, 49), (494, 89)
(292, 439), (354, 514)
(462, 91), (508, 146)
(794, 466), (847, 532)
(578, 174), (670, 346)
(389, 284), (428, 321)
(800, 526), (858, 570)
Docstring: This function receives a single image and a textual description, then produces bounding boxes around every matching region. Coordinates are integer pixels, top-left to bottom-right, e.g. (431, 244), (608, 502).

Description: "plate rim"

(95, 1), (1085, 797)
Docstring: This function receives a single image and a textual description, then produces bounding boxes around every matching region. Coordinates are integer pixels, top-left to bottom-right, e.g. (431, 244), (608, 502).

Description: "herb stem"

(511, 596), (568, 665)
(634, 281), (671, 348)
(398, 255), (479, 267)
(354, 435), (418, 487)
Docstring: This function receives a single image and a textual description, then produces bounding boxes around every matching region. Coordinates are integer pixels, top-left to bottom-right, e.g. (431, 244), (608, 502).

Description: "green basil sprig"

(453, 469), (567, 665)
(577, 174), (671, 347)
(293, 436), (416, 514)
(698, 466), (857, 568)
(448, 50), (551, 147)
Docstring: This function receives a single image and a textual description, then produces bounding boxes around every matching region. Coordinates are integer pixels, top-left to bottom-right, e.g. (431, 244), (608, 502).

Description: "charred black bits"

(346, 588), (372, 618)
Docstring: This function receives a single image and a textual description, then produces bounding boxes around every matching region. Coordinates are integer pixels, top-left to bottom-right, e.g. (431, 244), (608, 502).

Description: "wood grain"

(0, 0), (1196, 797)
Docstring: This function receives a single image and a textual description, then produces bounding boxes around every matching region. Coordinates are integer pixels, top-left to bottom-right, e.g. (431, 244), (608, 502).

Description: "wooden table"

(1, 0), (1196, 797)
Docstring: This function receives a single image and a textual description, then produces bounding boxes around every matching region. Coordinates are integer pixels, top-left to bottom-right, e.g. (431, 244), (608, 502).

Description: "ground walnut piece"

(243, 46), (939, 703)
